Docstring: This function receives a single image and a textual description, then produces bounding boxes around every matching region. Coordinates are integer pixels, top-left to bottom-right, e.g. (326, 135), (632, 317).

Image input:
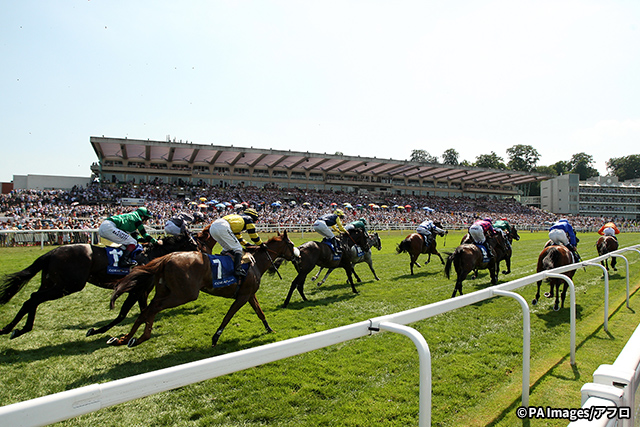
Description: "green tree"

(606, 155), (640, 181)
(474, 152), (507, 170)
(410, 149), (438, 163)
(569, 152), (599, 180)
(441, 148), (459, 165)
(506, 144), (540, 172)
(550, 160), (571, 176)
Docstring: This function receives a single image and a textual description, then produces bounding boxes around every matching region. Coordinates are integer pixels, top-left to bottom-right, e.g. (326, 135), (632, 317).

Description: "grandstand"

(90, 136), (551, 199)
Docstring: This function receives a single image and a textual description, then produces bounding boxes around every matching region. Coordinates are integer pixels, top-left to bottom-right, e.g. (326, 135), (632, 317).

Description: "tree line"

(409, 146), (640, 196)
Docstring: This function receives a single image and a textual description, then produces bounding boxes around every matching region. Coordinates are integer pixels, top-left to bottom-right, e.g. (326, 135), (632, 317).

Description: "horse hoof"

(311, 277), (317, 281)
(544, 292), (551, 298)
(9, 330), (18, 340)
(86, 328), (95, 337)
(553, 304), (560, 312)
(532, 299), (538, 306)
(127, 337), (137, 347)
(106, 337), (119, 345)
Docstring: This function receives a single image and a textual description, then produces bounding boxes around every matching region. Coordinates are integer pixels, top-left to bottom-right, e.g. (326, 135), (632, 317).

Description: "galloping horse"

(444, 231), (508, 297)
(596, 235), (619, 272)
(461, 226), (520, 275)
(281, 228), (368, 308)
(532, 244), (576, 311)
(396, 222), (447, 275)
(311, 232), (382, 286)
(108, 231), (299, 347)
(0, 234), (208, 339)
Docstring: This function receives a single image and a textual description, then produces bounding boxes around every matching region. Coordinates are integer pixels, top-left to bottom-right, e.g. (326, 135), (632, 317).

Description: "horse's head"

(196, 226), (217, 253)
(266, 230), (300, 262)
(369, 232), (382, 251)
(347, 228), (367, 248)
(433, 221), (447, 236)
(510, 226), (520, 241)
(142, 234), (198, 262)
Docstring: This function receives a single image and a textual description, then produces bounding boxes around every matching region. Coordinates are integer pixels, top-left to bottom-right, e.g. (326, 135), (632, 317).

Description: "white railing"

(0, 246), (639, 426)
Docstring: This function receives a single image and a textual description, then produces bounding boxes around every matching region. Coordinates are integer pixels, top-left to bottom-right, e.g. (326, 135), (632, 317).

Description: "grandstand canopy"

(91, 136), (551, 186)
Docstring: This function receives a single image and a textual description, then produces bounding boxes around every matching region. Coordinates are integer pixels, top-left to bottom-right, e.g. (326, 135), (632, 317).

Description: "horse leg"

(366, 258), (380, 281)
(351, 267), (362, 284)
(212, 295), (252, 347)
(451, 278), (464, 298)
(311, 267), (323, 282)
(502, 256), (512, 275)
(1, 287), (66, 339)
(612, 257), (617, 271)
(558, 282), (569, 311)
(532, 280), (542, 305)
(410, 253), (421, 275)
(87, 292), (139, 336)
(489, 262), (498, 285)
(318, 268), (334, 286)
(247, 295), (273, 334)
(283, 273), (308, 308)
(344, 265), (358, 294)
(435, 251), (445, 265)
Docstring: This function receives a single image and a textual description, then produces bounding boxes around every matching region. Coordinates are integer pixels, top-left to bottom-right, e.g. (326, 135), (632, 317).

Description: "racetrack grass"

(1, 230), (640, 426)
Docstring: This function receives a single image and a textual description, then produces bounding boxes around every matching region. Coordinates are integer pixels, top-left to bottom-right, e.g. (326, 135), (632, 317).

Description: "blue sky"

(2, 1), (639, 183)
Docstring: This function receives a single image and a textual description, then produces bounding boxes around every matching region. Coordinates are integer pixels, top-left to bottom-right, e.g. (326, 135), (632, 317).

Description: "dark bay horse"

(460, 226), (520, 275)
(444, 231), (508, 297)
(396, 223), (447, 275)
(532, 244), (576, 311)
(108, 231), (299, 347)
(596, 235), (619, 272)
(281, 228), (367, 308)
(0, 234), (208, 339)
(311, 232), (382, 286)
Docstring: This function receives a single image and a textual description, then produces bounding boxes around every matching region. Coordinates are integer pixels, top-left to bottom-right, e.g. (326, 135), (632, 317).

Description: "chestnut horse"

(596, 235), (619, 272)
(0, 234), (208, 340)
(444, 231), (508, 297)
(281, 228), (368, 308)
(108, 231), (299, 347)
(532, 245), (576, 311)
(460, 226), (519, 275)
(396, 222), (447, 275)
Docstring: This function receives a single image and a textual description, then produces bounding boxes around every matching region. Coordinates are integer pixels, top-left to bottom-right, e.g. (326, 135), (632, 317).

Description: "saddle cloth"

(322, 239), (342, 260)
(474, 243), (491, 263)
(105, 247), (131, 275)
(207, 254), (250, 288)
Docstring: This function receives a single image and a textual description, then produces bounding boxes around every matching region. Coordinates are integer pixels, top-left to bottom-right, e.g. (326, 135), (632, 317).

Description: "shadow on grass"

(484, 285), (640, 427)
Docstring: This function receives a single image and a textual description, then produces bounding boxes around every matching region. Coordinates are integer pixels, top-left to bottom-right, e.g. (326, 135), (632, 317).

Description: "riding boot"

(233, 252), (247, 279)
(118, 244), (138, 267)
(331, 237), (341, 255)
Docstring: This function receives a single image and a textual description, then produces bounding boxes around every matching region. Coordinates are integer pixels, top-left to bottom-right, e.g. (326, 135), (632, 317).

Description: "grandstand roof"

(91, 136), (552, 186)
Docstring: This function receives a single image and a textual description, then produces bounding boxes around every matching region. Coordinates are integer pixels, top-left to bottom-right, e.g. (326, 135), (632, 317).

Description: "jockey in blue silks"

(548, 218), (581, 262)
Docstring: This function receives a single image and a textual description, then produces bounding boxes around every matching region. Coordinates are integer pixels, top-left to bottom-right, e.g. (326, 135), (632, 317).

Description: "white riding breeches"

(313, 220), (335, 240)
(164, 221), (183, 236)
(209, 218), (243, 254)
(468, 224), (485, 244)
(98, 220), (137, 246)
(549, 228), (569, 245)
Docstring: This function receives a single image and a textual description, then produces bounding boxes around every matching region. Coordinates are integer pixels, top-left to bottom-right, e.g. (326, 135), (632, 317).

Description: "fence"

(0, 244), (639, 426)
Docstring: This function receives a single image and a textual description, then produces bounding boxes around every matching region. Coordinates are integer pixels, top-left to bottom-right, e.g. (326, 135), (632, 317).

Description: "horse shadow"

(277, 291), (358, 311)
(534, 304), (585, 328)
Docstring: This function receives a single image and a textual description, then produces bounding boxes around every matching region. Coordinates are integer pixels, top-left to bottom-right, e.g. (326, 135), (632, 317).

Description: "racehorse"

(311, 232), (382, 286)
(596, 235), (619, 272)
(107, 231), (299, 347)
(281, 228), (368, 308)
(0, 234), (209, 339)
(444, 231), (508, 297)
(460, 225), (520, 275)
(532, 244), (576, 311)
(396, 222), (447, 275)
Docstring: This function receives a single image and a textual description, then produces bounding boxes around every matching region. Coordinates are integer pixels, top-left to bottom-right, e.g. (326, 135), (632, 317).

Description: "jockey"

(598, 221), (620, 239)
(493, 218), (512, 248)
(208, 208), (264, 279)
(468, 218), (497, 260)
(313, 209), (348, 255)
(164, 211), (204, 236)
(98, 206), (156, 267)
(416, 219), (446, 248)
(345, 217), (369, 251)
(549, 218), (581, 261)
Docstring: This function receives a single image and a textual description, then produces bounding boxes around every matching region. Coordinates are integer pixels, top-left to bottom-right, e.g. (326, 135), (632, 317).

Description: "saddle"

(207, 253), (250, 288)
(473, 242), (491, 263)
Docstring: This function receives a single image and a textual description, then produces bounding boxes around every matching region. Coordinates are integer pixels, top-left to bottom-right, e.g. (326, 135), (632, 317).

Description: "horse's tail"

(396, 237), (411, 254)
(0, 251), (52, 305)
(542, 247), (559, 271)
(596, 238), (608, 256)
(444, 251), (455, 279)
(110, 256), (166, 309)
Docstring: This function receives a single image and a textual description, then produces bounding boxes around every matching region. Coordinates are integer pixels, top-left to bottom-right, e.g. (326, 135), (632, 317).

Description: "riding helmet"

(334, 209), (345, 217)
(244, 208), (259, 221)
(136, 207), (153, 219)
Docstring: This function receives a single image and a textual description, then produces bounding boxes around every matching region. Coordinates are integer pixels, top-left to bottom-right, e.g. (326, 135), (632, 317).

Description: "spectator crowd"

(0, 181), (636, 234)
